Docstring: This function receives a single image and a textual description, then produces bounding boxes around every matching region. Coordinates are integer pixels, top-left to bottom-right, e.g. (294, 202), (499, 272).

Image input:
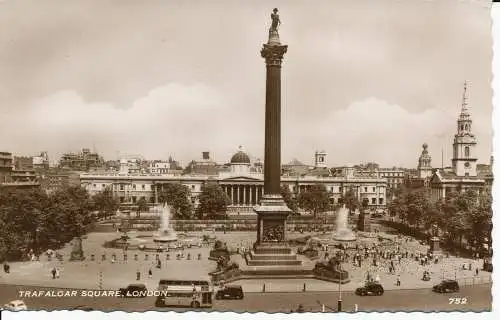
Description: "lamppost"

(338, 263), (343, 312)
(35, 227), (41, 258)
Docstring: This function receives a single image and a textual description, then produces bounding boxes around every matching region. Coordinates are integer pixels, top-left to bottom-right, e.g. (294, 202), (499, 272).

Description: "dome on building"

(231, 150), (251, 164)
(418, 142), (432, 169)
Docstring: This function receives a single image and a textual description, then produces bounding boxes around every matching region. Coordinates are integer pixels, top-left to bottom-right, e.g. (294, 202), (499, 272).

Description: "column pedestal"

(429, 236), (443, 258)
(246, 195), (302, 267)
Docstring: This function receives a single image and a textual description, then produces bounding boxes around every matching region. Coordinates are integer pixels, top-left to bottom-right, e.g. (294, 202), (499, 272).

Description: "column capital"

(261, 43), (288, 67)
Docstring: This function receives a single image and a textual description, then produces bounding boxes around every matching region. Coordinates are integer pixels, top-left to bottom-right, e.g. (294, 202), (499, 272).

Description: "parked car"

(119, 284), (148, 298)
(215, 285), (244, 300)
(432, 280), (459, 293)
(355, 282), (384, 296)
(3, 300), (27, 311)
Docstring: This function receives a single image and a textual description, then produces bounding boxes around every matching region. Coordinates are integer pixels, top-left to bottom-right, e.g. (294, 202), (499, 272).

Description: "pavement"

(0, 231), (492, 293)
(0, 232), (216, 290)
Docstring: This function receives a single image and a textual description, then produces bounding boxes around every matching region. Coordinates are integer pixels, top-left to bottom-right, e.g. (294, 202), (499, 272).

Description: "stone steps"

(247, 259), (302, 266)
(249, 251), (298, 261)
(253, 247), (292, 255)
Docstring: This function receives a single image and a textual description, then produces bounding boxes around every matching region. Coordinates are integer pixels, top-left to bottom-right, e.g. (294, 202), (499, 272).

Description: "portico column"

(237, 185), (241, 205)
(254, 185), (257, 204)
(243, 185), (247, 205)
(229, 186), (232, 205)
(154, 183), (158, 203)
(232, 185), (236, 205)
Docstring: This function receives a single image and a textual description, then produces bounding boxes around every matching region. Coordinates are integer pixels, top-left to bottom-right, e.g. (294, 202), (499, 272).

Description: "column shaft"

(263, 64), (282, 196)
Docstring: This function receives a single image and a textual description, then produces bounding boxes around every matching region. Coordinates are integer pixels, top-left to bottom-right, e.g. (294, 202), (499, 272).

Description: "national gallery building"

(80, 150), (388, 214)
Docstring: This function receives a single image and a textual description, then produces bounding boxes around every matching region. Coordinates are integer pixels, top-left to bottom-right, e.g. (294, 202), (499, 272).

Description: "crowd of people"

(318, 234), (486, 288)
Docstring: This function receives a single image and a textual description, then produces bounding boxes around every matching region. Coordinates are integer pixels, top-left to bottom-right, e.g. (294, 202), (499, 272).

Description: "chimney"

(202, 152), (210, 160)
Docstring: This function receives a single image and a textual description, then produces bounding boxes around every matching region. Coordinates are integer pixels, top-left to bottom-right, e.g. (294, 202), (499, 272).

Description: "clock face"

(464, 162), (470, 168)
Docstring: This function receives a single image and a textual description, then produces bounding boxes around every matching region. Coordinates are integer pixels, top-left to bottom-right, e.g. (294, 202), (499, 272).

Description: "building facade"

(81, 149), (388, 215)
(38, 168), (81, 194)
(0, 151), (13, 183)
(59, 148), (104, 171)
(0, 152), (40, 189)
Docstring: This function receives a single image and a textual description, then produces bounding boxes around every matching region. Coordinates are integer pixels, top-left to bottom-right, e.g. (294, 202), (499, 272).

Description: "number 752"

(449, 298), (467, 304)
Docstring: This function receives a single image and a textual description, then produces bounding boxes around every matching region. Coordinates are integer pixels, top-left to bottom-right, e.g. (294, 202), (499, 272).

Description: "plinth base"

(246, 243), (303, 267)
(429, 237), (443, 259)
(70, 252), (85, 261)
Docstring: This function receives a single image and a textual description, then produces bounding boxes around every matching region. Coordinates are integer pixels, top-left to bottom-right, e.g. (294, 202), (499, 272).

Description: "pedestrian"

(396, 276), (401, 286)
(475, 268), (479, 276)
(3, 262), (10, 274)
(136, 270), (141, 281)
(469, 263), (472, 271)
(148, 268), (153, 279)
(51, 267), (56, 279)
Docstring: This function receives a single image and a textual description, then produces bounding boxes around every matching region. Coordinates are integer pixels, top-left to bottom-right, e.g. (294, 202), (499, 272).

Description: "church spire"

(452, 80), (477, 177)
(459, 81), (470, 119)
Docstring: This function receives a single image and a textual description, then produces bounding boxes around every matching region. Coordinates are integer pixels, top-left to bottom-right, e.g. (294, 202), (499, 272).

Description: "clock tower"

(452, 81), (477, 177)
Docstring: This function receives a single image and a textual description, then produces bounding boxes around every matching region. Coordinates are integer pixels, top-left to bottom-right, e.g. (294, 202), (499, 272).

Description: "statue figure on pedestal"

(431, 224), (440, 238)
(270, 8), (281, 32)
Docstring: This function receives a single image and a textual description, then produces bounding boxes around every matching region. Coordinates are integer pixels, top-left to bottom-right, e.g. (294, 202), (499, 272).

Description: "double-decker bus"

(154, 277), (213, 308)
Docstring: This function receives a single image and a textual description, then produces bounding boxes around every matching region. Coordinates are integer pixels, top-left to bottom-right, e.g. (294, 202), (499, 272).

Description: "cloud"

(0, 87), (491, 168)
(283, 98), (491, 167)
(4, 83), (260, 166)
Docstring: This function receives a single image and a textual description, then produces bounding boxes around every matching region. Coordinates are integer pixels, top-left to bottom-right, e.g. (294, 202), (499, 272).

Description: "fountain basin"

(153, 234), (179, 243)
(332, 230), (357, 242)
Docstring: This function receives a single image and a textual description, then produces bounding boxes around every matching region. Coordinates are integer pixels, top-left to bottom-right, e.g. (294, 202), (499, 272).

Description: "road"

(0, 284), (491, 312)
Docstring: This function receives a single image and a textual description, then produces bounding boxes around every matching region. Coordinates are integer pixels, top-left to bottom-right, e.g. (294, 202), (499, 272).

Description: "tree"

(46, 186), (95, 241)
(280, 185), (298, 213)
(438, 190), (476, 246)
(92, 187), (119, 220)
(297, 184), (330, 219)
(196, 183), (230, 219)
(0, 188), (48, 259)
(157, 183), (193, 219)
(466, 192), (492, 253)
(136, 198), (149, 218)
(340, 188), (360, 214)
(0, 186), (96, 261)
(405, 188), (432, 229)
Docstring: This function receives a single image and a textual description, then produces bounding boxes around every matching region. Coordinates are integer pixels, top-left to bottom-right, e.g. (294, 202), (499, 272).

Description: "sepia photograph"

(0, 0), (495, 315)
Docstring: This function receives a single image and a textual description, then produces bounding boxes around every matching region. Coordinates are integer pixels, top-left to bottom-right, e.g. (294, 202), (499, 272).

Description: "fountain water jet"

(153, 203), (178, 243)
(332, 204), (357, 242)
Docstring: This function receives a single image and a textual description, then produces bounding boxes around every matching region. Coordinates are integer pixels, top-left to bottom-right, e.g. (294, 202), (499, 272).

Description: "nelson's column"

(247, 9), (302, 269)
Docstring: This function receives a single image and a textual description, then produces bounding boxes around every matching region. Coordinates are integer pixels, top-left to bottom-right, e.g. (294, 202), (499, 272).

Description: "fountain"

(153, 203), (178, 243)
(332, 205), (357, 242)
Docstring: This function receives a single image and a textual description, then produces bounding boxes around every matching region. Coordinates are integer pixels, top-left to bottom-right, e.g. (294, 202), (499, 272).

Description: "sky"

(0, 0), (493, 168)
